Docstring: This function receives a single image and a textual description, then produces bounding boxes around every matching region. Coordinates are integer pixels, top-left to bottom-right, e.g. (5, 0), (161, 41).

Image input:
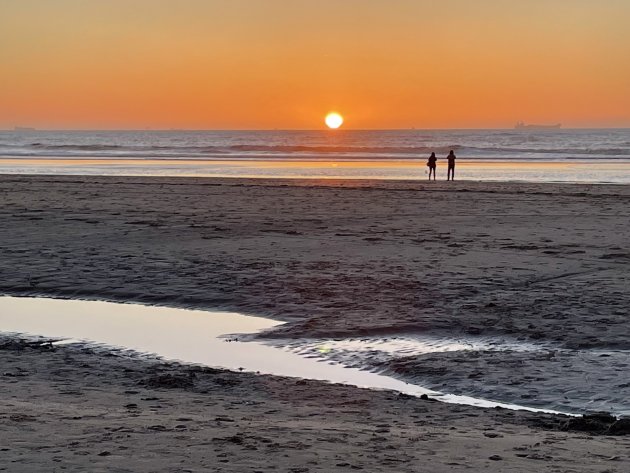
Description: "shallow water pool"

(0, 295), (571, 414)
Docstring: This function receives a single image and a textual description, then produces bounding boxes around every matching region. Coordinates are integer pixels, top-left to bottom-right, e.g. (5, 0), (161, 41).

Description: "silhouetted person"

(427, 152), (437, 180)
(446, 150), (456, 181)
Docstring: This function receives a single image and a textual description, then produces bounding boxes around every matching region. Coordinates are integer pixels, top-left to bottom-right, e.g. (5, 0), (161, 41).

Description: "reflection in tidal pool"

(0, 296), (562, 414)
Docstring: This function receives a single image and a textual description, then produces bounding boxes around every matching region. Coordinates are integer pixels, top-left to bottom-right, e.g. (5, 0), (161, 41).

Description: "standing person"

(427, 152), (437, 181)
(446, 150), (456, 181)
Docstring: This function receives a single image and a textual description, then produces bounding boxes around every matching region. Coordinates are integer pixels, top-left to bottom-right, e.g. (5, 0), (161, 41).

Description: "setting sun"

(325, 113), (344, 129)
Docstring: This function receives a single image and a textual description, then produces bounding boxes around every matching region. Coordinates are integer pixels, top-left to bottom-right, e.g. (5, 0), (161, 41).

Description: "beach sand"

(1, 175), (629, 470)
(2, 336), (629, 472)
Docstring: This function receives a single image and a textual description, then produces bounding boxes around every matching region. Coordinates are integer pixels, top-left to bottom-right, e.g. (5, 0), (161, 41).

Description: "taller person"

(446, 150), (456, 181)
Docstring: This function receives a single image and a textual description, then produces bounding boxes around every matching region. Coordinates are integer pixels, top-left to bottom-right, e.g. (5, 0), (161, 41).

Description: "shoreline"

(4, 172), (630, 194)
(3, 158), (630, 184)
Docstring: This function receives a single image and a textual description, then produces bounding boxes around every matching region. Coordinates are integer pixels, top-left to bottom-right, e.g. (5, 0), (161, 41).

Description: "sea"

(1, 129), (630, 183)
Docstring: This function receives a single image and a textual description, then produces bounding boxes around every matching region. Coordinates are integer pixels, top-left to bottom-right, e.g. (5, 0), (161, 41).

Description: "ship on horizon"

(515, 121), (561, 130)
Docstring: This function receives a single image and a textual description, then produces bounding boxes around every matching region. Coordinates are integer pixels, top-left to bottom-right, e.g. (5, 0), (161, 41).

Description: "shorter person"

(427, 152), (437, 181)
(446, 150), (456, 181)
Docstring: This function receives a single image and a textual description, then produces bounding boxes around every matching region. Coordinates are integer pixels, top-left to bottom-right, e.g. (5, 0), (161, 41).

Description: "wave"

(467, 145), (630, 156)
(227, 144), (462, 154)
(0, 129), (628, 161)
(5, 142), (628, 157)
(235, 144), (630, 156)
(31, 143), (125, 151)
(20, 143), (459, 155)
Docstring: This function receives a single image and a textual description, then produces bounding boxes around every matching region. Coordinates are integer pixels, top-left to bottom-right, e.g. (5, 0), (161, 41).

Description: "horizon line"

(3, 126), (630, 132)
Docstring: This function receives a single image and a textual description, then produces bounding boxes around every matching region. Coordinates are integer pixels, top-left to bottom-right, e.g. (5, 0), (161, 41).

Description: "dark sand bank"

(1, 175), (629, 345)
(1, 175), (629, 470)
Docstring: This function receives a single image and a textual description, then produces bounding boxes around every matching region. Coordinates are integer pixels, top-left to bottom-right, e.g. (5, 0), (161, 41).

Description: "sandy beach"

(1, 335), (628, 472)
(1, 174), (629, 471)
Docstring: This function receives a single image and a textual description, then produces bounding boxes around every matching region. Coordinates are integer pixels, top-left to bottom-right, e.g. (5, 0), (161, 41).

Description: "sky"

(1, 0), (629, 130)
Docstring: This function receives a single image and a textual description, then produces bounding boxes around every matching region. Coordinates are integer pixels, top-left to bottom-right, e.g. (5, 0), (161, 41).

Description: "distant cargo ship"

(515, 121), (561, 130)
(14, 126), (36, 132)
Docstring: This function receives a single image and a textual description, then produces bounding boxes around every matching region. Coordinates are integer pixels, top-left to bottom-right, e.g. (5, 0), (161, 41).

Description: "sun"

(325, 112), (344, 129)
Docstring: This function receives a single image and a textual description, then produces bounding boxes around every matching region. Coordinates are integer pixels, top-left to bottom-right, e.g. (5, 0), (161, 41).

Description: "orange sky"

(1, 0), (629, 129)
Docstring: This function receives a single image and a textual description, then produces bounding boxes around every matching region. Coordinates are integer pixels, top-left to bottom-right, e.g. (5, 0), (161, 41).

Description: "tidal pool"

(0, 296), (564, 414)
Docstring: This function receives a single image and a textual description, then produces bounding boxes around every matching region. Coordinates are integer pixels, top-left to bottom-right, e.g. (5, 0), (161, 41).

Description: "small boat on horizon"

(515, 121), (561, 130)
(14, 126), (37, 132)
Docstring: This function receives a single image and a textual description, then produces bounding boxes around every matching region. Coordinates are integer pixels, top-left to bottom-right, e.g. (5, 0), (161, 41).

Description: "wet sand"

(3, 157), (630, 183)
(1, 174), (629, 470)
(2, 336), (629, 472)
